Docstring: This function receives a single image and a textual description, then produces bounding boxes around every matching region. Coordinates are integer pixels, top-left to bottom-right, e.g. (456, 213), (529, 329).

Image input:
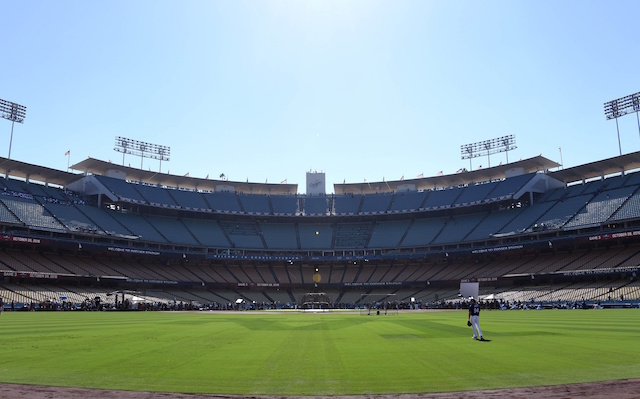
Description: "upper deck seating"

(498, 201), (555, 235)
(621, 170), (640, 187)
(334, 222), (372, 249)
(487, 173), (537, 200)
(144, 215), (199, 246)
(106, 211), (168, 242)
(532, 194), (594, 231)
(594, 173), (627, 191)
(0, 196), (66, 231)
(608, 188), (640, 222)
(0, 178), (33, 196)
(334, 195), (362, 215)
(298, 223), (333, 249)
(219, 221), (264, 248)
(169, 189), (210, 211)
(453, 182), (498, 206)
(423, 187), (461, 209)
(389, 191), (428, 212)
(539, 183), (587, 203)
(75, 204), (134, 237)
(367, 220), (411, 248)
(360, 193), (393, 214)
(400, 216), (447, 247)
(94, 175), (147, 203)
(302, 196), (329, 216)
(270, 196), (298, 215)
(134, 184), (178, 207)
(261, 223), (298, 249)
(181, 218), (230, 247)
(203, 192), (242, 213)
(582, 179), (609, 195)
(464, 207), (521, 241)
(0, 197), (22, 225)
(42, 202), (102, 233)
(37, 185), (71, 201)
(564, 186), (637, 228)
(432, 212), (487, 244)
(238, 194), (270, 215)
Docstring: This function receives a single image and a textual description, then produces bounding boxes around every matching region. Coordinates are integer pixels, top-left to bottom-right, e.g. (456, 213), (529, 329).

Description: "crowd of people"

(1, 294), (635, 313)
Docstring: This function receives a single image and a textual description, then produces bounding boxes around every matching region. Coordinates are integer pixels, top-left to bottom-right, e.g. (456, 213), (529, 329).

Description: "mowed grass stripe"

(0, 310), (638, 395)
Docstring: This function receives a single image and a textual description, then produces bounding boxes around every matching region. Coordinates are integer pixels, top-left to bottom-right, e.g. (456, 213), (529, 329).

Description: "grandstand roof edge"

(548, 150), (640, 184)
(0, 156), (81, 187)
(69, 157), (299, 195)
(334, 155), (560, 195)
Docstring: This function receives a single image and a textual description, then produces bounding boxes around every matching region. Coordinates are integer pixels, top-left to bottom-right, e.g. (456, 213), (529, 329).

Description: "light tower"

(604, 91), (640, 156)
(461, 135), (516, 170)
(0, 98), (27, 159)
(114, 136), (170, 172)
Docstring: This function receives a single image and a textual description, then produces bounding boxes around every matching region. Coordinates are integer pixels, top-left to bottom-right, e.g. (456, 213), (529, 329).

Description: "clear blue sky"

(2, 1), (640, 193)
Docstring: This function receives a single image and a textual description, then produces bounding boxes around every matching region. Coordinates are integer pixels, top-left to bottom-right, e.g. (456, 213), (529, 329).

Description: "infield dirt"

(1, 379), (639, 399)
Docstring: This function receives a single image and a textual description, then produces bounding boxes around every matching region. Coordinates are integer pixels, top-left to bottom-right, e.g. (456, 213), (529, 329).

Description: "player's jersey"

(469, 303), (480, 316)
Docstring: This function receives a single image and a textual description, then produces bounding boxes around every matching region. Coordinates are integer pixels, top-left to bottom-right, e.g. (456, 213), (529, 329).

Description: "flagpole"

(559, 147), (563, 170)
(66, 151), (70, 172)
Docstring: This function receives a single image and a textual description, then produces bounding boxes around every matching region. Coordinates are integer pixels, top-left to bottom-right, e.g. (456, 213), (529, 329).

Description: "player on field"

(468, 297), (484, 341)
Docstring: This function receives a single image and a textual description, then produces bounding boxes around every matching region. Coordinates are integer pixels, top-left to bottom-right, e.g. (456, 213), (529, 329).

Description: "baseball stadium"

(0, 144), (640, 398)
(5, 1), (640, 396)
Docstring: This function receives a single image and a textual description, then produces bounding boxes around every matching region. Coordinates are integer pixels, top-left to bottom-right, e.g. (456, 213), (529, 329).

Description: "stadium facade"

(0, 152), (639, 311)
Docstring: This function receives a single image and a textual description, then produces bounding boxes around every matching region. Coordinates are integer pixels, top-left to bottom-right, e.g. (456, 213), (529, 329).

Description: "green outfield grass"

(0, 309), (638, 395)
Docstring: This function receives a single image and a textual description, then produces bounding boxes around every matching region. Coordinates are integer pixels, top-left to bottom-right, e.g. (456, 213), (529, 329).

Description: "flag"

(205, 174), (209, 179)
(437, 171), (443, 176)
(400, 175), (404, 181)
(281, 179), (287, 184)
(64, 150), (70, 156)
(456, 168), (463, 173)
(184, 172), (189, 177)
(417, 173), (424, 178)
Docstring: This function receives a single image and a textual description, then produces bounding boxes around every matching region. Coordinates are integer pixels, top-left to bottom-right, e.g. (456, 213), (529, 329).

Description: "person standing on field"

(468, 297), (484, 341)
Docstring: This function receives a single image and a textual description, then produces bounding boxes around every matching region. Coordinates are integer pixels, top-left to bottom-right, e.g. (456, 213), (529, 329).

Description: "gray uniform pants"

(470, 315), (482, 338)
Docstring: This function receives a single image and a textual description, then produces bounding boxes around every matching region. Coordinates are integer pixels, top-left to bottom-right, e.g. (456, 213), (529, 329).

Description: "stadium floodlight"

(460, 135), (516, 170)
(114, 136), (170, 172)
(0, 98), (27, 159)
(604, 91), (640, 156)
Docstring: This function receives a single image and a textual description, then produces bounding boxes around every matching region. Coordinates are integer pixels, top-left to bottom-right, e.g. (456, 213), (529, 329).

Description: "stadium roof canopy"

(3, 151), (640, 195)
(70, 157), (299, 195)
(548, 151), (640, 184)
(334, 155), (562, 195)
(0, 156), (80, 187)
